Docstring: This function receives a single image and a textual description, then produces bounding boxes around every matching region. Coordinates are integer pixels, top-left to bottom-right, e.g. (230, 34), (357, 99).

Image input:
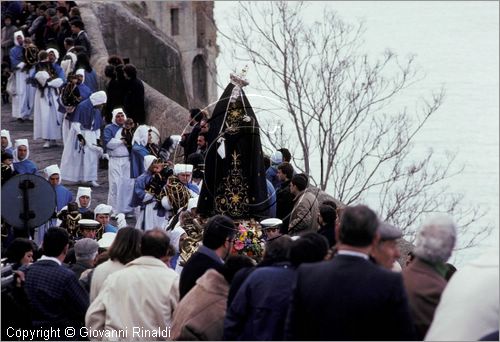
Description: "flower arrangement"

(231, 221), (265, 261)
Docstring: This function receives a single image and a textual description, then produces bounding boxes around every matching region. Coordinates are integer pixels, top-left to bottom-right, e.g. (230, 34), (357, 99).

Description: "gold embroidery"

(215, 151), (249, 217)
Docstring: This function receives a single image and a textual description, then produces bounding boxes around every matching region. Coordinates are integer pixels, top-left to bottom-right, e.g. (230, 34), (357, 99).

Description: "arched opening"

(192, 55), (208, 106)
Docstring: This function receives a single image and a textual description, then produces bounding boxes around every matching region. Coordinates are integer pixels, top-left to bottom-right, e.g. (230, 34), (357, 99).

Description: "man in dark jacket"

(24, 227), (89, 340)
(285, 205), (416, 341)
(276, 162), (294, 234)
(70, 19), (91, 57)
(179, 215), (236, 298)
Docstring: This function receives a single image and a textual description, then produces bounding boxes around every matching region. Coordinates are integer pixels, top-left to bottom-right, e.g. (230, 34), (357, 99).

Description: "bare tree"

(218, 1), (491, 248)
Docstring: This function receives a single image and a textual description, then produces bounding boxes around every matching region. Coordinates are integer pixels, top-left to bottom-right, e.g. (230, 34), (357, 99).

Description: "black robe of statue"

(197, 82), (269, 220)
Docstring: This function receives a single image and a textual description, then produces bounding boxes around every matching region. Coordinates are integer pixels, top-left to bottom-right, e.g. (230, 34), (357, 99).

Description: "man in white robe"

(103, 108), (134, 216)
(60, 91), (106, 187)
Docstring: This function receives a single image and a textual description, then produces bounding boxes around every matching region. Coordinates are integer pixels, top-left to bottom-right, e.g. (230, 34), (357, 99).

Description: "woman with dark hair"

(75, 52), (97, 91)
(89, 227), (143, 302)
(122, 64), (145, 124)
(5, 238), (36, 270)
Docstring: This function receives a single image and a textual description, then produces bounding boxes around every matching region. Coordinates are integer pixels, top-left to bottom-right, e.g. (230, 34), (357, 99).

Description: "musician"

(130, 124), (161, 178)
(32, 50), (64, 148)
(103, 108), (134, 216)
(60, 91), (106, 187)
(130, 156), (167, 230)
(20, 39), (39, 120)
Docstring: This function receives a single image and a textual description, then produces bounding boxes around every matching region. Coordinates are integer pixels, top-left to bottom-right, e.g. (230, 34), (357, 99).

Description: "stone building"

(133, 1), (219, 109)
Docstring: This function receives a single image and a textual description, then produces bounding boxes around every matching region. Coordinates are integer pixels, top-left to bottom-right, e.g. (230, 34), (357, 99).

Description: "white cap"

(111, 108), (126, 125)
(174, 164), (193, 175)
(15, 139), (29, 149)
(144, 155), (158, 171)
(98, 232), (116, 249)
(132, 125), (150, 146)
(260, 218), (283, 229)
(89, 91), (107, 106)
(13, 30), (24, 43)
(170, 135), (182, 145)
(1, 129), (12, 148)
(45, 164), (61, 178)
(46, 48), (60, 61)
(271, 151), (283, 165)
(75, 68), (85, 77)
(77, 186), (92, 199)
(35, 71), (51, 87)
(78, 219), (100, 229)
(187, 197), (198, 211)
(94, 204), (112, 216)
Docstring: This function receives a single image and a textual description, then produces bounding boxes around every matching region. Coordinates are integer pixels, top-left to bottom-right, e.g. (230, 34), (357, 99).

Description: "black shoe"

(17, 118), (24, 123)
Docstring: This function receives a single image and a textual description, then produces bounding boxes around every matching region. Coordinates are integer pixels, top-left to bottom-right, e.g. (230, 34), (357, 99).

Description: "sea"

(214, 1), (499, 267)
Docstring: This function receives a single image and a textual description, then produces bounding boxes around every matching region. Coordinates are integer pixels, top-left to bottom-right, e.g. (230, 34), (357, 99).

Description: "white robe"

(106, 128), (134, 214)
(33, 78), (64, 140)
(11, 69), (28, 119)
(21, 66), (36, 119)
(60, 122), (102, 182)
(135, 193), (166, 231)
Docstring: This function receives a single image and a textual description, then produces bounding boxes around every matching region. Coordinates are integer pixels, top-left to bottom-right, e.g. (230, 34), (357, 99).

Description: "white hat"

(260, 218), (283, 229)
(187, 197), (198, 212)
(1, 129), (12, 149)
(98, 232), (116, 249)
(66, 52), (77, 65)
(75, 68), (85, 82)
(170, 135), (182, 146)
(144, 155), (158, 171)
(111, 108), (126, 125)
(271, 151), (283, 165)
(14, 139), (28, 149)
(76, 187), (92, 207)
(78, 219), (100, 229)
(132, 125), (150, 146)
(44, 164), (61, 183)
(34, 71), (51, 87)
(13, 139), (29, 162)
(94, 204), (112, 217)
(166, 226), (186, 254)
(89, 91), (107, 106)
(174, 164), (193, 175)
(13, 30), (24, 45)
(46, 48), (60, 61)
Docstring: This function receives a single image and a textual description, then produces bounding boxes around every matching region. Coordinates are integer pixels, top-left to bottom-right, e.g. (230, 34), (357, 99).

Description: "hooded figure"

(103, 108), (134, 215)
(1, 129), (14, 154)
(60, 91), (106, 186)
(130, 124), (151, 178)
(61, 51), (77, 77)
(130, 155), (166, 230)
(32, 60), (64, 147)
(35, 164), (73, 245)
(10, 30), (29, 120)
(76, 186), (93, 215)
(75, 68), (91, 100)
(12, 139), (37, 174)
(197, 72), (269, 219)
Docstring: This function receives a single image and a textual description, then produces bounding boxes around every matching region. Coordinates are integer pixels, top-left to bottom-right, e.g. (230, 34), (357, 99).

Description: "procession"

(1, 1), (498, 341)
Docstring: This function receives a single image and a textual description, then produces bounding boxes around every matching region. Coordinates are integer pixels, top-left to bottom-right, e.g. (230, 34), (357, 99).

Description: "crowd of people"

(1, 1), (499, 341)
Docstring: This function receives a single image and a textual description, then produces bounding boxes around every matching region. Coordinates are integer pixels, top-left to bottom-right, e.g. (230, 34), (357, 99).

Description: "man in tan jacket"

(288, 173), (319, 236)
(85, 229), (179, 340)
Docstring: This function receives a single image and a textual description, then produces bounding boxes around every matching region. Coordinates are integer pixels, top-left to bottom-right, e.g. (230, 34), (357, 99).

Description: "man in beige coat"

(288, 173), (319, 236)
(85, 230), (179, 341)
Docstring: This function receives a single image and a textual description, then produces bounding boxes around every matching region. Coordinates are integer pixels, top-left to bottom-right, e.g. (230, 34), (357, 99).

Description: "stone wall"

(125, 1), (219, 110)
(89, 1), (189, 109)
(78, 2), (189, 140)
